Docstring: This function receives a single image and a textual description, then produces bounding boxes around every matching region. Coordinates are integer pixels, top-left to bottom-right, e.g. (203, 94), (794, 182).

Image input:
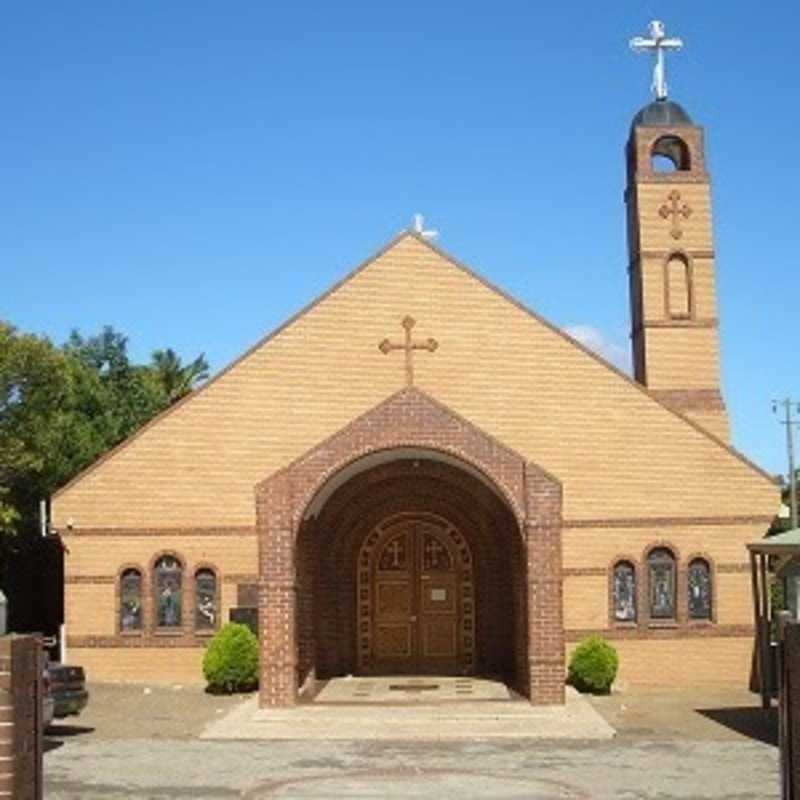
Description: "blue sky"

(1, 2), (797, 478)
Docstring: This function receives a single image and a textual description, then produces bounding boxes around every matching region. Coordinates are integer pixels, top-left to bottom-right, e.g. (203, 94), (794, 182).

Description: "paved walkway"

(43, 683), (780, 798)
(202, 678), (614, 740)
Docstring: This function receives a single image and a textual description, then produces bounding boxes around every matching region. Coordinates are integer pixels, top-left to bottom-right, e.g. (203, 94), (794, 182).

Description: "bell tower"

(626, 21), (729, 441)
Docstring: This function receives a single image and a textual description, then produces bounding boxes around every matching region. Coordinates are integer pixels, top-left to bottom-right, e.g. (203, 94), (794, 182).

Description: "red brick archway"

(255, 387), (564, 706)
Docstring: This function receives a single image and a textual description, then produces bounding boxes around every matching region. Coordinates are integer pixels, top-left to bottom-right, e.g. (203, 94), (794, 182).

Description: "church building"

(52, 29), (778, 706)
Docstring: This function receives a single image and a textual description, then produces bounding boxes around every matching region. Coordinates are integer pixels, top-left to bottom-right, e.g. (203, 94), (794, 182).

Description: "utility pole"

(773, 398), (800, 530)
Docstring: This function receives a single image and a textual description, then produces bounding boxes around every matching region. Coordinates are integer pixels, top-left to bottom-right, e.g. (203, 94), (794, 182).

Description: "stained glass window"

(612, 562), (637, 622)
(154, 555), (182, 628)
(688, 559), (712, 620)
(120, 569), (142, 631)
(195, 569), (217, 630)
(648, 548), (676, 620)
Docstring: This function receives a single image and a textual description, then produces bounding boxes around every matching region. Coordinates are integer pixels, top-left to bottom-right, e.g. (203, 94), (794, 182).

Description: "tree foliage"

(0, 321), (208, 546)
(151, 348), (209, 404)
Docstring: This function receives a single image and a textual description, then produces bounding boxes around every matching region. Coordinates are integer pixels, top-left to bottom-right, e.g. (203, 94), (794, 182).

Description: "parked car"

(44, 661), (89, 719)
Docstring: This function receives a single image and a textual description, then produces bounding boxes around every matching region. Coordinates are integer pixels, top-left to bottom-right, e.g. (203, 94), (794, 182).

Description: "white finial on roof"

(412, 213), (438, 241)
(630, 20), (683, 101)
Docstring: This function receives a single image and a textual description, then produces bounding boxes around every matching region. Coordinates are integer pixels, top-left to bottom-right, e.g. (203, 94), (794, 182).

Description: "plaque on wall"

(237, 583), (259, 608)
(229, 607), (258, 637)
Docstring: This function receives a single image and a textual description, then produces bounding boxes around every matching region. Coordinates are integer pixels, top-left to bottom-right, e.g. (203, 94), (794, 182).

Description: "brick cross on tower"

(659, 190), (692, 239)
(379, 316), (438, 386)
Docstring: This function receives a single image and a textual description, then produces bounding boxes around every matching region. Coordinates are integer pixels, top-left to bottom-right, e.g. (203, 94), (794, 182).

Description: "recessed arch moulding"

(255, 388), (564, 706)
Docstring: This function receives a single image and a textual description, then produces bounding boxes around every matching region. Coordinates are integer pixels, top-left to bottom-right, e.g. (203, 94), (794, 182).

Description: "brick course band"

(566, 624), (753, 642)
(649, 389), (727, 413)
(67, 635), (209, 648)
(60, 526), (256, 538)
(563, 514), (773, 529)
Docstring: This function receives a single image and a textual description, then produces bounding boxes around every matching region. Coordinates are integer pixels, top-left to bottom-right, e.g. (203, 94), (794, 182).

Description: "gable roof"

(53, 230), (777, 499)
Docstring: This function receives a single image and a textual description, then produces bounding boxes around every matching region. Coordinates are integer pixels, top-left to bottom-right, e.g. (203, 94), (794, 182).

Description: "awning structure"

(748, 529), (800, 559)
(748, 528), (800, 709)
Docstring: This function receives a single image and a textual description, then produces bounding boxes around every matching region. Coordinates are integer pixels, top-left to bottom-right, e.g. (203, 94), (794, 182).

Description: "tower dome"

(631, 99), (693, 129)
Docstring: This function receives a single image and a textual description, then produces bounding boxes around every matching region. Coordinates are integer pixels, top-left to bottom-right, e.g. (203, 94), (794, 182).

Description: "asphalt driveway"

(43, 683), (780, 799)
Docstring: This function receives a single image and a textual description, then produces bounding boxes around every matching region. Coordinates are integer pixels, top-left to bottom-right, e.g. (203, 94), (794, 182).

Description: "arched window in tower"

(119, 569), (142, 631)
(666, 253), (691, 318)
(612, 561), (637, 622)
(651, 135), (691, 172)
(688, 559), (712, 620)
(194, 568), (217, 631)
(648, 548), (676, 620)
(154, 555), (183, 628)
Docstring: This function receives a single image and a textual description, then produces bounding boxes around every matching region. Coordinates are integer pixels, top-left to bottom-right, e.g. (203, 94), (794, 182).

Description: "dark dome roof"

(631, 99), (693, 129)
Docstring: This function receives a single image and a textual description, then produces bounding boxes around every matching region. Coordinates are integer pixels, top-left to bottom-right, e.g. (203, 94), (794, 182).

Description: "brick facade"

(626, 120), (729, 441)
(0, 635), (42, 800)
(51, 111), (778, 696)
(256, 387), (565, 706)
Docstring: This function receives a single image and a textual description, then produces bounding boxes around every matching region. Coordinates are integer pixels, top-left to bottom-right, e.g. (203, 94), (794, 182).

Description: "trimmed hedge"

(202, 622), (259, 693)
(567, 635), (618, 694)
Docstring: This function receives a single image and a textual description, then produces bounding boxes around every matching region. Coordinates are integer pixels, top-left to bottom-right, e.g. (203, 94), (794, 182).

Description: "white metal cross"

(630, 20), (683, 101)
(412, 213), (438, 241)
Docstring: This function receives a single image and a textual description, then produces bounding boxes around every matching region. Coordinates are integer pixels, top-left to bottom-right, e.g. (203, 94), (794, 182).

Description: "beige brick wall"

(564, 576), (607, 629)
(52, 235), (778, 530)
(66, 585), (116, 636)
(52, 234), (776, 689)
(563, 523), (764, 570)
(563, 523), (758, 630)
(78, 637), (756, 690)
(636, 183), (713, 249)
(64, 535), (257, 578)
(63, 534), (257, 640)
(643, 327), (721, 390)
(70, 647), (205, 685)
(683, 410), (729, 442)
(576, 636), (755, 689)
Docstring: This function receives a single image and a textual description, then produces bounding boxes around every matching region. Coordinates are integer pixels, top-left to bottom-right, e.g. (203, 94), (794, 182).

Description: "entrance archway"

(256, 388), (564, 707)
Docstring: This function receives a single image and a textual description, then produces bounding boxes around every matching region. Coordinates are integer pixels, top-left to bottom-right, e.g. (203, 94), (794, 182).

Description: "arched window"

(154, 555), (183, 628)
(195, 568), (217, 631)
(612, 561), (637, 622)
(688, 559), (712, 620)
(120, 569), (142, 631)
(651, 136), (691, 172)
(648, 548), (676, 620)
(666, 253), (691, 318)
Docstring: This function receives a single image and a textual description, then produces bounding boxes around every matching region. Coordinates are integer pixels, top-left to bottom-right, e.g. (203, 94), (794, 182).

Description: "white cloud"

(564, 324), (631, 374)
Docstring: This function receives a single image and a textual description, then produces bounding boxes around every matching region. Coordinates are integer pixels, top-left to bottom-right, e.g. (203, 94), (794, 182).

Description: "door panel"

(360, 516), (473, 675)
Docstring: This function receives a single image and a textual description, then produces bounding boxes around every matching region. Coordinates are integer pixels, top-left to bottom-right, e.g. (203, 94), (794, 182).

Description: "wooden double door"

(357, 515), (474, 675)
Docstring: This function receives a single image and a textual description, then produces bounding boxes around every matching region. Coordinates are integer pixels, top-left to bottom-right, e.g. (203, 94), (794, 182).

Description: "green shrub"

(567, 635), (618, 694)
(202, 622), (259, 693)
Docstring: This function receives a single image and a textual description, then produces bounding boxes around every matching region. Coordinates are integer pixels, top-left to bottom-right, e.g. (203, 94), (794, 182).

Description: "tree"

(0, 322), (210, 546)
(0, 323), (112, 538)
(151, 348), (209, 403)
(64, 326), (169, 439)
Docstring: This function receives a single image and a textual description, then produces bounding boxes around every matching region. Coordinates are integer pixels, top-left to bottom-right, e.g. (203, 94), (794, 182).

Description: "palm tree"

(150, 349), (209, 404)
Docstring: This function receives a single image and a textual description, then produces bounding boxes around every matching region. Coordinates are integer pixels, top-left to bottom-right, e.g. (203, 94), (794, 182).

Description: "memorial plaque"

(229, 607), (258, 637)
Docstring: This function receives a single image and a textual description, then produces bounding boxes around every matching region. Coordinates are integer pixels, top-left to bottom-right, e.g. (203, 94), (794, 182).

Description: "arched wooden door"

(357, 514), (474, 675)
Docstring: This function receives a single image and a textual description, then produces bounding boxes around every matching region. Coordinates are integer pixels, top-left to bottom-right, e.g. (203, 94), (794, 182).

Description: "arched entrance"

(357, 512), (474, 676)
(256, 388), (564, 708)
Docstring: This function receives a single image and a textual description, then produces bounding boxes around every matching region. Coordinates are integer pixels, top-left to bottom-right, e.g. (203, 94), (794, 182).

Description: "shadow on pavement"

(696, 706), (778, 746)
(44, 724), (95, 754)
